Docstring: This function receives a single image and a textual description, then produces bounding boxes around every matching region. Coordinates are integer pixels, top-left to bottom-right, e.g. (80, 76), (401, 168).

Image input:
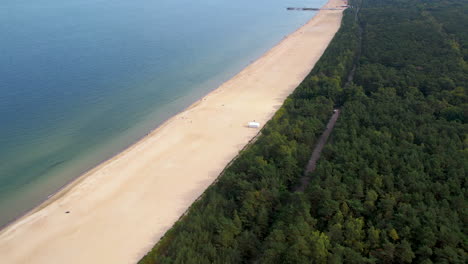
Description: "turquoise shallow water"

(0, 0), (325, 226)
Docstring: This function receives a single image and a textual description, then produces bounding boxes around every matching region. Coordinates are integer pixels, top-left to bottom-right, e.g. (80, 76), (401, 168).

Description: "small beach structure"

(248, 122), (260, 128)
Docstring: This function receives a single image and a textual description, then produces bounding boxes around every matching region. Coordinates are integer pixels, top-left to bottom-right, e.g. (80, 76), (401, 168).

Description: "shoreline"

(0, 26), (294, 231)
(0, 4), (327, 233)
(0, 1), (346, 263)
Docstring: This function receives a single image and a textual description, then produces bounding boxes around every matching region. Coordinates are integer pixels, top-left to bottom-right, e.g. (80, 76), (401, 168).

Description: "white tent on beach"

(248, 122), (260, 128)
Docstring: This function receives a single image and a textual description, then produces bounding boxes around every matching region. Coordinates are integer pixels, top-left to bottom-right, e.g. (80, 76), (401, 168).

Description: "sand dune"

(0, 1), (345, 263)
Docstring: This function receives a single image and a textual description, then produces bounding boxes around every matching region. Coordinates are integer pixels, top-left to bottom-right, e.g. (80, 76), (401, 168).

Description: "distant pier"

(286, 6), (347, 11)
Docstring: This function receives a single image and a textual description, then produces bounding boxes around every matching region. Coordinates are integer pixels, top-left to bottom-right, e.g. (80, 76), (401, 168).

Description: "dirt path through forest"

(295, 5), (362, 192)
(295, 109), (340, 192)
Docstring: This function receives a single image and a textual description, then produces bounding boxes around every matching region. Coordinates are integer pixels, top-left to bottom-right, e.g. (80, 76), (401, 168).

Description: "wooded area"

(140, 0), (467, 263)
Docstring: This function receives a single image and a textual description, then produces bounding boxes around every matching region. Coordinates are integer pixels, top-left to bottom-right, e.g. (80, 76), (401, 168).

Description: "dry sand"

(0, 1), (345, 263)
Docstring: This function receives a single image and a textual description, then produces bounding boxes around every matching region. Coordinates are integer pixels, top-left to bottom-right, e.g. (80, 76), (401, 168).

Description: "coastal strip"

(0, 0), (346, 263)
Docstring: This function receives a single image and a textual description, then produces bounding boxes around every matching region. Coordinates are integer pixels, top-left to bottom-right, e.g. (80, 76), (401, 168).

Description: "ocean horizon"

(0, 0), (325, 227)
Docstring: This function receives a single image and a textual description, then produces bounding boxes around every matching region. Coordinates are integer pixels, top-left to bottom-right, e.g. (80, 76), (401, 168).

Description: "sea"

(0, 0), (325, 227)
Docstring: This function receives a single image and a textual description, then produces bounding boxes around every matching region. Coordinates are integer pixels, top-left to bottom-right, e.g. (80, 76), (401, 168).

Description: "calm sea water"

(0, 0), (325, 226)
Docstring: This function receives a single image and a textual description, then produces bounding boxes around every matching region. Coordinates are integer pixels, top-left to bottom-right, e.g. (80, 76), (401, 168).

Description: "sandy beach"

(0, 1), (345, 263)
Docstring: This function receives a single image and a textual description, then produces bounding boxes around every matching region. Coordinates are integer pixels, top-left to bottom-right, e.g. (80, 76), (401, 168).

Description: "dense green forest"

(140, 0), (467, 263)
